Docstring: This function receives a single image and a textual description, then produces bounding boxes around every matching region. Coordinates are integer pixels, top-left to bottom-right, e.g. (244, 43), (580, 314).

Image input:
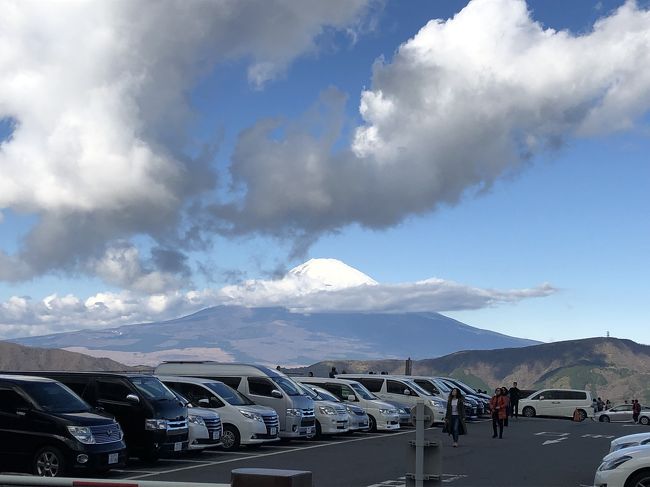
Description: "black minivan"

(0, 374), (126, 477)
(15, 372), (189, 461)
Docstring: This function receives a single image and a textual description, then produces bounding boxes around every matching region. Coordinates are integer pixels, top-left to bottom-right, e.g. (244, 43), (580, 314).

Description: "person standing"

(490, 388), (508, 439)
(509, 382), (521, 419)
(633, 399), (642, 423)
(605, 399), (612, 410)
(329, 367), (338, 378)
(444, 388), (468, 448)
(501, 387), (511, 427)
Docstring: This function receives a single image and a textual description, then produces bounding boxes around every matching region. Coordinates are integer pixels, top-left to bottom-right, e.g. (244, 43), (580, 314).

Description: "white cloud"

(0, 259), (555, 338)
(221, 0), (650, 241)
(0, 0), (374, 282)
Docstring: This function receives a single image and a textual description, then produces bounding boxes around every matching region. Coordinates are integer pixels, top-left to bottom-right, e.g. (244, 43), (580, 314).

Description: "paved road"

(5, 418), (648, 486)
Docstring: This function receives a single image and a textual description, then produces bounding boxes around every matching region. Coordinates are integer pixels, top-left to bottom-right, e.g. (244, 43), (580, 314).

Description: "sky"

(0, 0), (648, 345)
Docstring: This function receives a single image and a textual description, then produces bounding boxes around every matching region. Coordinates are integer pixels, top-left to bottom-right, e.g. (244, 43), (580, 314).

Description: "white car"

(518, 388), (593, 420)
(597, 404), (650, 425)
(594, 444), (650, 487)
(298, 383), (349, 436)
(609, 433), (650, 453)
(309, 385), (370, 432)
(171, 390), (223, 451)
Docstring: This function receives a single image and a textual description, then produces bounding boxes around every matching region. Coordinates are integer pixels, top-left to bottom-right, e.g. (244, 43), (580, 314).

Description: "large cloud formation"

(0, 0), (373, 284)
(221, 0), (650, 240)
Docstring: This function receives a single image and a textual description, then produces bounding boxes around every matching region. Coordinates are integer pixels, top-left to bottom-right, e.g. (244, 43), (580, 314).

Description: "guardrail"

(0, 475), (229, 487)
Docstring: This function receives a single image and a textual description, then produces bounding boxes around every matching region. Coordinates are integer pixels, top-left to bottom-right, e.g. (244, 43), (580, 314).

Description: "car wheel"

(315, 420), (323, 438)
(624, 469), (650, 487)
(600, 415), (611, 423)
(33, 446), (66, 477)
(221, 425), (241, 451)
(522, 406), (536, 418)
(640, 416), (650, 426)
(577, 409), (587, 422)
(368, 415), (377, 432)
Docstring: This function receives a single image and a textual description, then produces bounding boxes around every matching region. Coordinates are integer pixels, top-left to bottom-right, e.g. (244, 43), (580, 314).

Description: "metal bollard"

(406, 400), (442, 487)
(231, 468), (312, 487)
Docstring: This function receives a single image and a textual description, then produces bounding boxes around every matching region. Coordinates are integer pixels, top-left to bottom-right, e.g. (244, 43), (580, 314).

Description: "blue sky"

(0, 0), (648, 345)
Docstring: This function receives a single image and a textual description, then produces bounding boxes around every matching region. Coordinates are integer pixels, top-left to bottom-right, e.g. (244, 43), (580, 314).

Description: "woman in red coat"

(490, 388), (508, 439)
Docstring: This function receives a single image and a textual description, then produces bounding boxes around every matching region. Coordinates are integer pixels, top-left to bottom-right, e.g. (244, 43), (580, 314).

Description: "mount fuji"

(11, 259), (541, 366)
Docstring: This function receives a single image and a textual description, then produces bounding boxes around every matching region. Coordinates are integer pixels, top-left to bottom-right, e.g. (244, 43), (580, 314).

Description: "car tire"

(577, 409), (587, 422)
(522, 406), (536, 418)
(33, 446), (66, 477)
(368, 415), (377, 432)
(600, 415), (611, 423)
(624, 469), (650, 487)
(640, 416), (650, 426)
(221, 425), (241, 451)
(315, 420), (323, 438)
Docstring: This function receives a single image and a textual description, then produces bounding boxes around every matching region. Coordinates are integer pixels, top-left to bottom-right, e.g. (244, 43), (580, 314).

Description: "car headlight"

(430, 399), (445, 408)
(345, 405), (354, 413)
(67, 426), (95, 444)
(379, 409), (397, 415)
(613, 442), (638, 452)
(240, 410), (264, 422)
(599, 455), (632, 471)
(286, 408), (302, 417)
(319, 406), (337, 415)
(145, 419), (169, 430)
(397, 408), (407, 414)
(188, 415), (205, 426)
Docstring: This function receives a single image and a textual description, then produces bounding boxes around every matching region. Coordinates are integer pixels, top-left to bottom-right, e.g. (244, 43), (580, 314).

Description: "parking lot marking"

(125, 429), (419, 480)
(535, 432), (570, 437)
(581, 434), (615, 439)
(542, 438), (568, 445)
(162, 458), (212, 464)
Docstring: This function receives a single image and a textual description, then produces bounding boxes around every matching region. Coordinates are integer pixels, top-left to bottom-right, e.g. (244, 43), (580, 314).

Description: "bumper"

(67, 441), (127, 472)
(348, 415), (370, 431)
(377, 415), (401, 431)
(318, 415), (349, 435)
(240, 420), (280, 445)
(281, 416), (315, 438)
(593, 466), (633, 487)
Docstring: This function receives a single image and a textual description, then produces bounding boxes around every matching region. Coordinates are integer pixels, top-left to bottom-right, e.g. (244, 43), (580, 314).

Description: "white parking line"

(125, 429), (418, 480)
(162, 458), (213, 464)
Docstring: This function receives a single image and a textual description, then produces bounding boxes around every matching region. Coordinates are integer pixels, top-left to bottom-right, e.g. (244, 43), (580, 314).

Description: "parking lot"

(84, 418), (647, 486)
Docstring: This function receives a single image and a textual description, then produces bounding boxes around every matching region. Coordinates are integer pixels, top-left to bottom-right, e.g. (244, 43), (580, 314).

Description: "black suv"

(0, 374), (126, 477)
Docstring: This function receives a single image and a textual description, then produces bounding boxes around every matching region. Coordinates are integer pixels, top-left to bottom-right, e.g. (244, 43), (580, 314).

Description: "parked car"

(168, 389), (222, 451)
(340, 374), (446, 426)
(0, 374), (126, 477)
(409, 376), (476, 418)
(155, 362), (314, 439)
(158, 376), (280, 450)
(594, 444), (650, 487)
(8, 371), (189, 461)
(597, 404), (650, 425)
(383, 400), (412, 426)
(518, 388), (593, 420)
(295, 377), (400, 432)
(436, 377), (487, 416)
(297, 383), (349, 436)
(308, 385), (370, 432)
(609, 433), (650, 453)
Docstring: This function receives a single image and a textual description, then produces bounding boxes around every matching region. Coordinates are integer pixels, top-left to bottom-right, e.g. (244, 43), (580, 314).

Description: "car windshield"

(299, 384), (320, 400)
(171, 389), (190, 405)
(130, 376), (176, 401)
(404, 379), (432, 397)
(312, 387), (341, 403)
(443, 379), (474, 395)
(273, 376), (304, 396)
(22, 381), (90, 413)
(350, 382), (377, 400)
(433, 379), (451, 394)
(206, 382), (254, 406)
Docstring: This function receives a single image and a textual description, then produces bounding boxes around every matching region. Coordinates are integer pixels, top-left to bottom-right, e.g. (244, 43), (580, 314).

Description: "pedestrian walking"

(633, 399), (642, 423)
(329, 367), (338, 378)
(490, 388), (508, 439)
(444, 387), (468, 448)
(597, 397), (604, 412)
(509, 382), (521, 418)
(500, 387), (511, 427)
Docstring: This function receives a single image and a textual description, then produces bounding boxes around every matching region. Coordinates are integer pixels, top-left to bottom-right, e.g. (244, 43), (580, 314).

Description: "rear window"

(553, 390), (587, 400)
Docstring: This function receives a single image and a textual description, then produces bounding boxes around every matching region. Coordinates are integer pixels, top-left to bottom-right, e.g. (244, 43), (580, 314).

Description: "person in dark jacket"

(633, 400), (642, 423)
(329, 367), (338, 378)
(490, 388), (508, 439)
(509, 382), (521, 418)
(444, 388), (467, 448)
(501, 387), (511, 427)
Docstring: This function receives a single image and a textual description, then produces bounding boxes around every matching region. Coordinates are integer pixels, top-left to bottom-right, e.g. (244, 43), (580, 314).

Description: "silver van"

(154, 362), (315, 439)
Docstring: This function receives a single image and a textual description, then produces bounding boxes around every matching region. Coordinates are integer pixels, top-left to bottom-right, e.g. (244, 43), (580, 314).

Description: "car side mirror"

(125, 394), (140, 404)
(198, 398), (210, 407)
(271, 389), (283, 399)
(539, 396), (544, 401)
(404, 389), (411, 396)
(347, 395), (356, 402)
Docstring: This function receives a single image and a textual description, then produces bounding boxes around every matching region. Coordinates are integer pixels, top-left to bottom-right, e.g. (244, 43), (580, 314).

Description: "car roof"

(0, 374), (58, 384)
(296, 376), (361, 385)
(2, 371), (155, 379)
(157, 375), (222, 385)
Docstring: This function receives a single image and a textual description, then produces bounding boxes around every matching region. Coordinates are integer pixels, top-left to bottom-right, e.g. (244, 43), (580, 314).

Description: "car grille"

(204, 416), (222, 435)
(90, 424), (123, 444)
(167, 418), (188, 431)
(262, 413), (280, 434)
(300, 417), (315, 427)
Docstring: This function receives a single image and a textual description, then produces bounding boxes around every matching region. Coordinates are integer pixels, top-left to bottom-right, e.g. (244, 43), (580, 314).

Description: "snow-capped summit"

(288, 258), (377, 289)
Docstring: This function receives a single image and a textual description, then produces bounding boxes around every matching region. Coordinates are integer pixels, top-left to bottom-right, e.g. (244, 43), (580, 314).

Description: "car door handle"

(551, 401), (560, 404)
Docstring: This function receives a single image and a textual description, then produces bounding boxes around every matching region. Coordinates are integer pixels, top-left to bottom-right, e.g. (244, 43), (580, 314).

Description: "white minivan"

(155, 362), (315, 439)
(518, 389), (593, 420)
(296, 377), (400, 432)
(340, 374), (446, 425)
(158, 376), (280, 450)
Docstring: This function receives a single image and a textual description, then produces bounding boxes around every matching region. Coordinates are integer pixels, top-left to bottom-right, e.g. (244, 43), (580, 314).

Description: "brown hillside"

(0, 341), (132, 372)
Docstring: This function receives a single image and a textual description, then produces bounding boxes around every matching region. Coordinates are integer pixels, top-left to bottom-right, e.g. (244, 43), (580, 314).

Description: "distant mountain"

(11, 305), (538, 367)
(0, 341), (131, 371)
(291, 337), (650, 403)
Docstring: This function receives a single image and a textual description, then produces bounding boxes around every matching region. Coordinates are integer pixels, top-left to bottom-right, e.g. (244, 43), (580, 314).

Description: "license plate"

(307, 427), (313, 434)
(270, 427), (277, 435)
(212, 431), (220, 440)
(108, 453), (119, 464)
(173, 442), (182, 452)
